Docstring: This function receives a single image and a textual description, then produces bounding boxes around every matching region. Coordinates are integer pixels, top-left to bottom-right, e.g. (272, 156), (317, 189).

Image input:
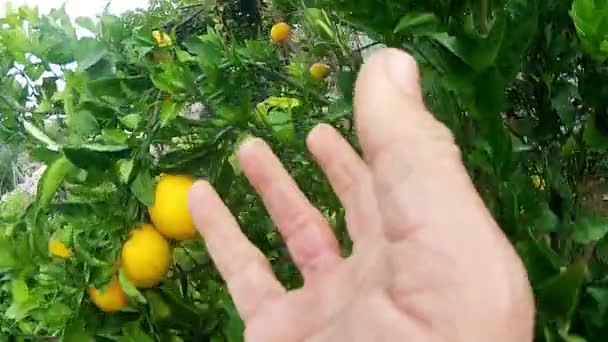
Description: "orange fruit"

(88, 276), (128, 313)
(121, 224), (171, 288)
(152, 30), (172, 47)
(310, 62), (330, 80)
(49, 237), (71, 259)
(271, 22), (290, 43)
(148, 174), (197, 240)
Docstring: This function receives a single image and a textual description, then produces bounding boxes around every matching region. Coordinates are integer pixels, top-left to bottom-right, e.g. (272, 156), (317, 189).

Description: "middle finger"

(237, 138), (342, 280)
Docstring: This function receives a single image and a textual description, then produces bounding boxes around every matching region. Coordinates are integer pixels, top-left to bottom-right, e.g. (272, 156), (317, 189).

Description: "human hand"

(188, 48), (535, 341)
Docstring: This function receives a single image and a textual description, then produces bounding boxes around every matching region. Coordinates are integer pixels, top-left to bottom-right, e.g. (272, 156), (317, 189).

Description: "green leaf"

(119, 268), (147, 305)
(264, 97), (302, 110)
(120, 113), (142, 130)
(99, 128), (128, 145)
(176, 49), (196, 63)
(222, 297), (245, 342)
(62, 316), (94, 342)
(160, 99), (185, 127)
(572, 217), (608, 243)
(337, 70), (355, 103)
(131, 169), (155, 206)
(150, 65), (190, 94)
(22, 120), (60, 151)
(183, 35), (223, 68)
(583, 113), (608, 152)
(145, 290), (171, 322)
(0, 237), (16, 269)
(119, 323), (155, 342)
(18, 5), (38, 21)
(37, 156), (77, 210)
(71, 143), (129, 153)
(101, 14), (124, 42)
(268, 110), (295, 145)
(75, 17), (97, 33)
(11, 277), (29, 303)
(63, 144), (130, 170)
(559, 332), (588, 342)
(37, 302), (73, 327)
(394, 12), (439, 35)
(71, 110), (99, 137)
(150, 74), (176, 93)
(87, 77), (125, 98)
(571, 0), (608, 62)
(430, 16), (506, 72)
(515, 230), (561, 286)
(115, 159), (134, 183)
(533, 203), (560, 233)
(587, 287), (608, 317)
(552, 83), (578, 131)
(75, 38), (108, 71)
(537, 263), (587, 321)
(5, 299), (38, 321)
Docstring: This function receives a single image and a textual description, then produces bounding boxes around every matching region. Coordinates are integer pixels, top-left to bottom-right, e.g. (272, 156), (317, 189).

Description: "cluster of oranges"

(270, 22), (331, 81)
(49, 174), (198, 313)
(46, 21), (333, 313)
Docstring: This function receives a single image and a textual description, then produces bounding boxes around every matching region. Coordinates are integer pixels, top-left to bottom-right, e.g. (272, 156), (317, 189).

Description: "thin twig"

(16, 68), (39, 97)
(356, 41), (382, 52)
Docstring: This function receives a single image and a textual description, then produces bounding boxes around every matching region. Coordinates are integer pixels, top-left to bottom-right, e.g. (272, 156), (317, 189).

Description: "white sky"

(0, 0), (150, 18)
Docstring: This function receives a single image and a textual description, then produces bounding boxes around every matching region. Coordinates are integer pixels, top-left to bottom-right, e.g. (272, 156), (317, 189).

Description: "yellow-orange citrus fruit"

(531, 175), (546, 191)
(88, 276), (128, 313)
(152, 30), (172, 47)
(271, 22), (290, 43)
(148, 174), (197, 240)
(310, 62), (330, 80)
(121, 224), (171, 288)
(49, 238), (71, 259)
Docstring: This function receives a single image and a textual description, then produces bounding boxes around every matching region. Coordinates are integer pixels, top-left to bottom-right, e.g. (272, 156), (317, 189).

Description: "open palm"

(188, 49), (535, 342)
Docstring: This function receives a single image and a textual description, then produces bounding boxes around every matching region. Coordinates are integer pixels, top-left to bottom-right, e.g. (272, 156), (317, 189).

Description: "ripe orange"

(49, 237), (71, 259)
(121, 224), (171, 288)
(152, 30), (172, 47)
(88, 276), (128, 313)
(148, 174), (197, 240)
(310, 62), (330, 80)
(271, 22), (290, 43)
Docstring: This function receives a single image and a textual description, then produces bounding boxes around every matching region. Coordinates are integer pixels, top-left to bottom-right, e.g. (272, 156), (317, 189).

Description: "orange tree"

(1, 0), (608, 341)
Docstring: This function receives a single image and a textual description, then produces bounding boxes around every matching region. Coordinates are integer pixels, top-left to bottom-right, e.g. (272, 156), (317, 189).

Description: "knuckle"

(285, 208), (322, 239)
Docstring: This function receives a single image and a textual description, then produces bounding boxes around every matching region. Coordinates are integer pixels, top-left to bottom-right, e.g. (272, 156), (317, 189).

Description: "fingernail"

(383, 49), (421, 98)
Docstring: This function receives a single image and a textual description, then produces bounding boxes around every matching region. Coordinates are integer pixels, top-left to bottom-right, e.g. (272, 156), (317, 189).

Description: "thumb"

(354, 48), (454, 167)
(353, 48), (487, 241)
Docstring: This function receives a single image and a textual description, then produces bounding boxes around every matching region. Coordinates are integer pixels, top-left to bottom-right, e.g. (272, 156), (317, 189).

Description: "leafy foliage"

(1, 0), (608, 340)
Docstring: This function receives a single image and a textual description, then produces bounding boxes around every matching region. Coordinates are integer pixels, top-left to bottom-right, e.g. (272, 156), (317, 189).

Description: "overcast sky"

(0, 0), (150, 18)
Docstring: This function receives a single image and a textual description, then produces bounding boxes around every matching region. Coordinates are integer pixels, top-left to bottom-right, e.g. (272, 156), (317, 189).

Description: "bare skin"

(188, 48), (535, 342)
